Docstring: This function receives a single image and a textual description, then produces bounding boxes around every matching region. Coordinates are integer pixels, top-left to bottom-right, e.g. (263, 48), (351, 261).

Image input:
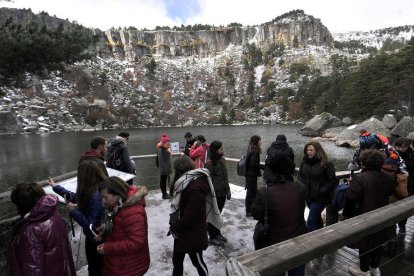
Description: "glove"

(226, 191), (231, 200)
(347, 162), (359, 171)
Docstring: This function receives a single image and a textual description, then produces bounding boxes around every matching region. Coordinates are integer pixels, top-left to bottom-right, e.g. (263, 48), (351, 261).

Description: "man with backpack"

(79, 136), (109, 176)
(106, 132), (135, 184)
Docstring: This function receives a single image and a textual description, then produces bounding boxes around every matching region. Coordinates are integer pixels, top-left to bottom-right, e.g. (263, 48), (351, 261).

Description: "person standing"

(169, 156), (222, 276)
(189, 135), (210, 169)
(80, 136), (109, 176)
(298, 141), (337, 232)
(107, 132), (135, 184)
(49, 160), (106, 276)
(251, 151), (307, 276)
(157, 134), (172, 199)
(182, 132), (196, 156)
(347, 150), (396, 276)
(245, 135), (265, 217)
(8, 183), (76, 276)
(205, 140), (231, 246)
(97, 177), (150, 276)
(263, 134), (295, 182)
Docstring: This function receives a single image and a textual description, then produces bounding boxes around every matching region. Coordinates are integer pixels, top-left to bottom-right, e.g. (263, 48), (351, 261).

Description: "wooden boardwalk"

(70, 195), (414, 276)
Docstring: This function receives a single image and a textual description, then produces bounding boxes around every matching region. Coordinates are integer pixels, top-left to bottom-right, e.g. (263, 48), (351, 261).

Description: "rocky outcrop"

(100, 12), (332, 61)
(0, 111), (23, 134)
(300, 112), (342, 136)
(391, 116), (414, 137)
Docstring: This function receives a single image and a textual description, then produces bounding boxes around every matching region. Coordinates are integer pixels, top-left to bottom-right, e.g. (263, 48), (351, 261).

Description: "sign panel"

(43, 168), (135, 202)
(170, 142), (180, 154)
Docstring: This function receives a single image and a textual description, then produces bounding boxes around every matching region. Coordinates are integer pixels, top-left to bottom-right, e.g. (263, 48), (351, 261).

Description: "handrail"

(226, 196), (414, 276)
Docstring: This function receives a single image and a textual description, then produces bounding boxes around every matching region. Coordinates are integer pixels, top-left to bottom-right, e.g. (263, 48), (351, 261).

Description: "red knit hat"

(161, 134), (170, 143)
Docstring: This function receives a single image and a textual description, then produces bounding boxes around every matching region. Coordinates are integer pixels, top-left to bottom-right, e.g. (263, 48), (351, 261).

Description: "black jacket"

(399, 147), (414, 195)
(205, 158), (230, 197)
(246, 149), (264, 177)
(263, 140), (295, 181)
(251, 181), (307, 244)
(298, 156), (337, 204)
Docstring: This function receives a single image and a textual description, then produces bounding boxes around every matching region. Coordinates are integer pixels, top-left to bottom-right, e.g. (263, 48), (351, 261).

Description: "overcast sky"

(2, 0), (413, 33)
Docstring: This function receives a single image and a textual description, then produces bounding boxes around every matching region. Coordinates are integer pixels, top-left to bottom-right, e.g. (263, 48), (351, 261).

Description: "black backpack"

(106, 144), (125, 170)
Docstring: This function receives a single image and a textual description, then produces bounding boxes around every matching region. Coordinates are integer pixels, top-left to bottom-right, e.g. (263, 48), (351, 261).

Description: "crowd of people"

(6, 129), (414, 276)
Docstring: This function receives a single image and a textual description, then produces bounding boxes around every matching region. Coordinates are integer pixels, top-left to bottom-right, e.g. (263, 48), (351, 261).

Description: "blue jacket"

(53, 185), (104, 241)
(331, 182), (349, 212)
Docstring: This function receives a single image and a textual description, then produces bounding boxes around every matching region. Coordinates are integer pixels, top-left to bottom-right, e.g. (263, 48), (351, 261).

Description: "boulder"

(359, 117), (391, 138)
(336, 124), (360, 147)
(300, 112), (342, 136)
(322, 126), (345, 139)
(342, 117), (352, 126)
(382, 114), (397, 129)
(391, 116), (414, 137)
(407, 132), (414, 142)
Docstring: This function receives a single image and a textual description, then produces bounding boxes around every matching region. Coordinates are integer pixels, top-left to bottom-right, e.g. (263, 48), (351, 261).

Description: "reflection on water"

(0, 124), (354, 193)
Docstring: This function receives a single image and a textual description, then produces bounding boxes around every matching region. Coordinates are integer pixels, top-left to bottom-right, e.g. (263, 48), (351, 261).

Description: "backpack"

(237, 155), (247, 176)
(106, 144), (124, 170)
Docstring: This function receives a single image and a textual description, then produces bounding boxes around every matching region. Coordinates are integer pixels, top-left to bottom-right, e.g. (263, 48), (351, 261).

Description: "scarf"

(170, 168), (222, 230)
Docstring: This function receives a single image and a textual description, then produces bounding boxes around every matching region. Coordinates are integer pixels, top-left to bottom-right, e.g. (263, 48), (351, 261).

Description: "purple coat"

(8, 195), (76, 276)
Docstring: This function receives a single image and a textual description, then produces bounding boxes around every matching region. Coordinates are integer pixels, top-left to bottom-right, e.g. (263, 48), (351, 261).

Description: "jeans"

(208, 196), (226, 239)
(307, 202), (327, 232)
(160, 174), (168, 195)
(85, 238), (103, 276)
(245, 175), (258, 213)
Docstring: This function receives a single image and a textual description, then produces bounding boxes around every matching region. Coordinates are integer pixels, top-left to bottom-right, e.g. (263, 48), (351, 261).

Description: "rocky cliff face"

(97, 12), (333, 61)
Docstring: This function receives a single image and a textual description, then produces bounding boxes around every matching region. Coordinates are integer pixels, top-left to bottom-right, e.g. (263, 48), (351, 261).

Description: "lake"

(0, 124), (354, 194)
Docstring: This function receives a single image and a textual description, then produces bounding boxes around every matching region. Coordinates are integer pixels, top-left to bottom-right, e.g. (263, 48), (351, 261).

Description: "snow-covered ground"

(76, 184), (256, 276)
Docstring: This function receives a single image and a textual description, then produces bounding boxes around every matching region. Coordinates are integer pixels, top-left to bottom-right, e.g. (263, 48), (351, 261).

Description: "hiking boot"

(348, 266), (370, 276)
(369, 266), (381, 276)
(208, 238), (225, 247)
(217, 234), (227, 243)
(162, 193), (170, 200)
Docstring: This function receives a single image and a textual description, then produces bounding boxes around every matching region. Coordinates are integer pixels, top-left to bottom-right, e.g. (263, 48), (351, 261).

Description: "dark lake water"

(0, 124), (354, 194)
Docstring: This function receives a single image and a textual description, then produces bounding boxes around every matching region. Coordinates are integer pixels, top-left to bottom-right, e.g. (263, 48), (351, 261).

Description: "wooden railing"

(226, 187), (414, 276)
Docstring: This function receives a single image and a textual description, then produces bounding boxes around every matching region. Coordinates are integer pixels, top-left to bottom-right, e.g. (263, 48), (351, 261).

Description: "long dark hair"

(11, 182), (46, 217)
(303, 141), (329, 165)
(77, 160), (108, 212)
(209, 140), (223, 165)
(169, 155), (196, 195)
(248, 135), (262, 154)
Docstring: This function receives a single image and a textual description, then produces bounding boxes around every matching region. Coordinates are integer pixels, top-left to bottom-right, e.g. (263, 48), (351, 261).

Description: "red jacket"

(8, 195), (76, 276)
(189, 143), (210, 168)
(103, 186), (150, 276)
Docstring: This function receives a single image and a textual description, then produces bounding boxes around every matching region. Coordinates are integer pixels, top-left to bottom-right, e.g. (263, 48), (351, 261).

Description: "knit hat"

(161, 134), (170, 143)
(359, 131), (379, 150)
(184, 132), (192, 138)
(383, 153), (399, 172)
(275, 134), (287, 143)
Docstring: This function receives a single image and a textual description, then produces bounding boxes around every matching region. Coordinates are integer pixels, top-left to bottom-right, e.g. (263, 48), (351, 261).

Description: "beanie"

(275, 134), (287, 143)
(161, 134), (170, 143)
(383, 153), (399, 172)
(359, 132), (379, 150)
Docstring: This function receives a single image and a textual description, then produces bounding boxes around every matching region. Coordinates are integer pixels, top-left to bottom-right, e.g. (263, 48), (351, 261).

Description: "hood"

(270, 140), (288, 150)
(26, 195), (58, 223)
(124, 186), (148, 207)
(80, 149), (104, 160)
(110, 137), (125, 147)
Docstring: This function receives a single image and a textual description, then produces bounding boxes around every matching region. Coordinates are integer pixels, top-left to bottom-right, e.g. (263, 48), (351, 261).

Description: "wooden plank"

(234, 196), (414, 276)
